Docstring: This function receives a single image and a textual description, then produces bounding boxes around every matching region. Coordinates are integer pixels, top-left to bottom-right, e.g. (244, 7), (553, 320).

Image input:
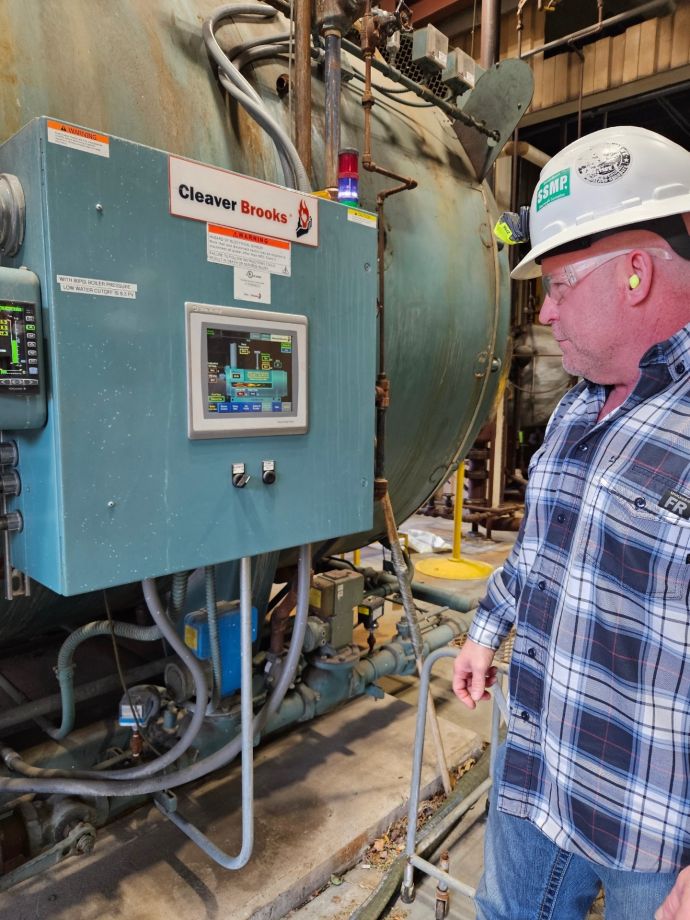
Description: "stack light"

(337, 148), (359, 206)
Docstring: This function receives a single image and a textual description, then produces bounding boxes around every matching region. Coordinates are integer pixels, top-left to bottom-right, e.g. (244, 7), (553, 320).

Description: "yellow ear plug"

(629, 274), (641, 289)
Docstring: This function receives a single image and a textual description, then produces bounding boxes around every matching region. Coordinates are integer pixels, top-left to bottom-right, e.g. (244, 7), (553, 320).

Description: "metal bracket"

(0, 821), (96, 891)
(453, 59), (534, 182)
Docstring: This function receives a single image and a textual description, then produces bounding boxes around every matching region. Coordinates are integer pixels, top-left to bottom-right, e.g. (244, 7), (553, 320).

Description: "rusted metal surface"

(294, 0), (312, 175)
(323, 29), (342, 193)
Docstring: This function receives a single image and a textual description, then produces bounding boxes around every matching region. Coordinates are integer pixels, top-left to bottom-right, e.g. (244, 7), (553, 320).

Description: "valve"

(232, 462), (250, 489)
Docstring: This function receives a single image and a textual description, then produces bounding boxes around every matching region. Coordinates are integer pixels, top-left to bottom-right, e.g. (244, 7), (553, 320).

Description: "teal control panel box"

(0, 118), (377, 595)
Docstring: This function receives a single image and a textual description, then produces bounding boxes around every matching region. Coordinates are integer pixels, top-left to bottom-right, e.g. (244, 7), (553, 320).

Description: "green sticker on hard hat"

(536, 168), (570, 212)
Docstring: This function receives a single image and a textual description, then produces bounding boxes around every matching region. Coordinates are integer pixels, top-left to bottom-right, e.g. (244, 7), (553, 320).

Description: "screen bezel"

(186, 302), (308, 439)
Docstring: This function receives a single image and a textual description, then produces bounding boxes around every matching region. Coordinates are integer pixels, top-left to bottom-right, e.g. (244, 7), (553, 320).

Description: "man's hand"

(655, 866), (690, 920)
(452, 639), (497, 709)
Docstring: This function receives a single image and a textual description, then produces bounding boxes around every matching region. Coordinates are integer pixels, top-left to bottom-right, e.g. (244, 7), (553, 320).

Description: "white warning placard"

(56, 275), (137, 299)
(207, 225), (291, 276)
(234, 267), (271, 304)
(47, 120), (110, 158)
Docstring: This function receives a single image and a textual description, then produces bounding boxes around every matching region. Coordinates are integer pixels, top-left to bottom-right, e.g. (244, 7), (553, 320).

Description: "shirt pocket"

(582, 475), (690, 602)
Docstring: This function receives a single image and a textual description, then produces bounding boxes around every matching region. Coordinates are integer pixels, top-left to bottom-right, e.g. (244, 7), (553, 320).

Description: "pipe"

(294, 0), (312, 176)
(51, 620), (163, 740)
(0, 545), (311, 796)
(499, 140), (550, 168)
(0, 656), (173, 735)
(480, 0), (500, 71)
(324, 29), (342, 195)
(26, 585), (211, 779)
(155, 556), (255, 869)
(520, 0), (671, 60)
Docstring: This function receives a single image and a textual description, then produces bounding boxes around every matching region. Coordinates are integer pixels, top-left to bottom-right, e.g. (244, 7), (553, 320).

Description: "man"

(453, 126), (690, 920)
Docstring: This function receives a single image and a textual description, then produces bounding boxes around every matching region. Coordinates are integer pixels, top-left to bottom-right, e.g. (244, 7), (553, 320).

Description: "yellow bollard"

(415, 464), (494, 580)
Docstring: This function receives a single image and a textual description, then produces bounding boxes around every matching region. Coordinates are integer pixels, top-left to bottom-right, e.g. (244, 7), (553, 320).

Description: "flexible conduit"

(0, 545), (311, 796)
(203, 4), (311, 192)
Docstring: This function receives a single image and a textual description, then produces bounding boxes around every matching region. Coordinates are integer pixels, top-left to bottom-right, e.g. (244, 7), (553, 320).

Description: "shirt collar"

(639, 321), (690, 381)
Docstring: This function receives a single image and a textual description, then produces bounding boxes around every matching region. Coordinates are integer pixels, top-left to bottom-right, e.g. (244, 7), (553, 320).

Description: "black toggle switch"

(232, 463), (250, 489)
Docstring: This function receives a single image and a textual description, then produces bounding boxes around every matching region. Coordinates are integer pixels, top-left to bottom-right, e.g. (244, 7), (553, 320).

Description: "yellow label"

(309, 587), (322, 608)
(184, 625), (198, 651)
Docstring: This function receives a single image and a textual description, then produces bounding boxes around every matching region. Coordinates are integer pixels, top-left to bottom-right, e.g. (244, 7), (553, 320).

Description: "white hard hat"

(512, 126), (690, 280)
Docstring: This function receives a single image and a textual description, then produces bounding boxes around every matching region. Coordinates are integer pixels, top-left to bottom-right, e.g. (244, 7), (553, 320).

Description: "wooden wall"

(450, 0), (690, 116)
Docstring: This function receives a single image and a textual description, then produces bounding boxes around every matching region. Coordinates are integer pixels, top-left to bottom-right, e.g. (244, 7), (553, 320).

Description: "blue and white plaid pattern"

(469, 325), (690, 872)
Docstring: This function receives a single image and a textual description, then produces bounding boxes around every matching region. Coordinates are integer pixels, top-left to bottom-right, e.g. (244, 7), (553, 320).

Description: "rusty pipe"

(294, 0), (312, 176)
(324, 28), (342, 195)
(480, 0), (501, 70)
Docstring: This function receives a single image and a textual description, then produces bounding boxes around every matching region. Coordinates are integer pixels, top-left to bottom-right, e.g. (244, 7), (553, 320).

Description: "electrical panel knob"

(0, 470), (20, 496)
(0, 511), (22, 533)
(231, 462), (250, 489)
(262, 460), (276, 485)
(0, 440), (18, 467)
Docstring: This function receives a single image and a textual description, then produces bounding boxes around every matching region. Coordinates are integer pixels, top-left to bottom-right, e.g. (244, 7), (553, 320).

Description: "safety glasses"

(542, 247), (672, 304)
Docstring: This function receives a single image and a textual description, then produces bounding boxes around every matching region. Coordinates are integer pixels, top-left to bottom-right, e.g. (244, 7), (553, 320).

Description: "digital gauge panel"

(186, 303), (308, 438)
(0, 300), (41, 391)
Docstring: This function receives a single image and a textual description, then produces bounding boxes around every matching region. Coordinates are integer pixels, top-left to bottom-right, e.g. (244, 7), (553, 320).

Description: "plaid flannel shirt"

(469, 324), (690, 872)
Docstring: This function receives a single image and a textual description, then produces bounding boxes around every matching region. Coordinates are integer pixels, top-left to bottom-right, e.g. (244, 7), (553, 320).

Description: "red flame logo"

(296, 199), (312, 238)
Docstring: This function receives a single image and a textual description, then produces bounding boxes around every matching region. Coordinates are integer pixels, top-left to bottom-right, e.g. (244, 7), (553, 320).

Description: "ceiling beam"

(410, 0), (474, 28)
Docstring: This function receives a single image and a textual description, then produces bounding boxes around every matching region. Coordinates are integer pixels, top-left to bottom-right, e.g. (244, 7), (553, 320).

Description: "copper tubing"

(294, 0), (312, 176)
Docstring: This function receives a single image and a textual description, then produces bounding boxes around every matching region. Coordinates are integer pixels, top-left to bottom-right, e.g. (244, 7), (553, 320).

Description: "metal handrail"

(401, 646), (509, 904)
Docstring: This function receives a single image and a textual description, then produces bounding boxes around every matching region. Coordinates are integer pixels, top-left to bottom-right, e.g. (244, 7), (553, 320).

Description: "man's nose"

(539, 295), (558, 325)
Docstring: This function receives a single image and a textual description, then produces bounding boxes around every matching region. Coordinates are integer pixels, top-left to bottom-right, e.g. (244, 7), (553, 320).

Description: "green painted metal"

(0, 1), (511, 632)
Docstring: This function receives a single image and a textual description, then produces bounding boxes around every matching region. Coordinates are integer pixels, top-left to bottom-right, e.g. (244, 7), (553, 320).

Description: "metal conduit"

(155, 555), (255, 869)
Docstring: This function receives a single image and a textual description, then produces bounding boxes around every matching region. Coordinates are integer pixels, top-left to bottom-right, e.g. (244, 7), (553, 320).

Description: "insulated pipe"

(294, 0), (313, 176)
(0, 545), (312, 796)
(499, 140), (550, 168)
(480, 0), (501, 71)
(323, 29), (342, 195)
(155, 555), (255, 869)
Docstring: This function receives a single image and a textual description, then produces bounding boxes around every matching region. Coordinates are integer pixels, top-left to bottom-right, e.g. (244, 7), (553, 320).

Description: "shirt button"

(634, 497), (646, 508)
(556, 513), (565, 523)
(520, 711), (530, 722)
(527, 647), (537, 659)
(675, 362), (686, 375)
(538, 580), (547, 591)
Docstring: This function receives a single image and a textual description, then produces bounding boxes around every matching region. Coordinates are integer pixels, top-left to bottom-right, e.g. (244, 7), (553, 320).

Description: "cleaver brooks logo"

(169, 156), (318, 246)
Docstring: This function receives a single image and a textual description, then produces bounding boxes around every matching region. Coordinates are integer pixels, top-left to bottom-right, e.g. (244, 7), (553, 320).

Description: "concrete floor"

(3, 514), (513, 920)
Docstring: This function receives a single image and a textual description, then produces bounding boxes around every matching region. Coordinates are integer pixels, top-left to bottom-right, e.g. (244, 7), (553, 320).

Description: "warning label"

(347, 208), (377, 229)
(47, 120), (110, 158)
(56, 275), (137, 299)
(207, 225), (291, 276)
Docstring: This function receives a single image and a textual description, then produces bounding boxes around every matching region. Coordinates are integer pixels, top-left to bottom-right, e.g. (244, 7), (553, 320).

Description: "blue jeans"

(475, 745), (678, 920)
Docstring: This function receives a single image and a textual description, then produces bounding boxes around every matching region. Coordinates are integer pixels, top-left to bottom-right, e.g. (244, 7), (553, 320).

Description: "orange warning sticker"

(47, 120), (110, 158)
(207, 224), (291, 276)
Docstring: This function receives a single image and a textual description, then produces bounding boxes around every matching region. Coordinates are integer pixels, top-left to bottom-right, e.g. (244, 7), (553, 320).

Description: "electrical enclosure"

(0, 118), (377, 595)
